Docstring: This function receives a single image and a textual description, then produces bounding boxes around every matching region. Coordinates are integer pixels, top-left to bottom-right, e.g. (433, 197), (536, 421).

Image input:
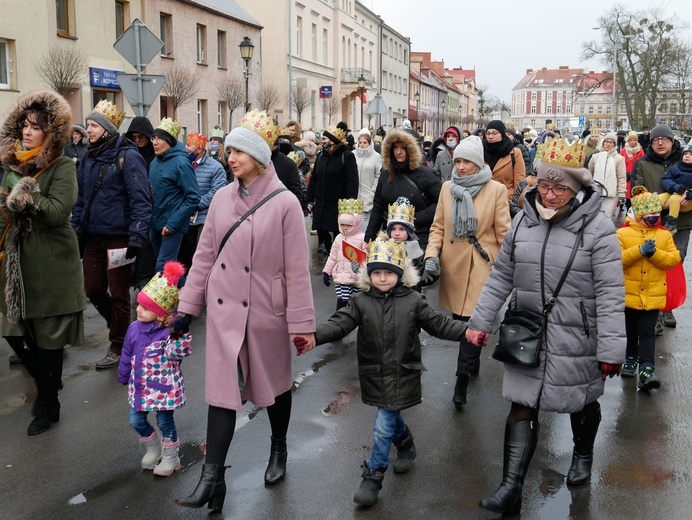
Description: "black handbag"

(492, 216), (586, 367)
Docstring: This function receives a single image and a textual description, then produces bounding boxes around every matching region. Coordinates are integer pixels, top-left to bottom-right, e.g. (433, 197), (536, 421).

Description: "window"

(196, 24), (206, 64)
(218, 101), (227, 129)
(322, 29), (328, 65)
(531, 92), (537, 101)
(588, 106), (594, 115)
(597, 106), (603, 115)
(115, 1), (126, 38)
(531, 105), (536, 114)
(197, 99), (207, 133)
(56, 0), (74, 37)
(217, 30), (227, 68)
(311, 24), (317, 61)
(546, 104), (553, 114)
(606, 106), (611, 115)
(296, 17), (302, 57)
(160, 13), (172, 56)
(0, 39), (11, 89)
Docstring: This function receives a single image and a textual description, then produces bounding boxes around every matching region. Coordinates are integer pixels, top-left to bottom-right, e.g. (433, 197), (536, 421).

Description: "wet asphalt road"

(2, 228), (692, 520)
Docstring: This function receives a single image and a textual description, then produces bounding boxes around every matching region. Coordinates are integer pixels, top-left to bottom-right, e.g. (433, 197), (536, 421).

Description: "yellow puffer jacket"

(616, 218), (681, 310)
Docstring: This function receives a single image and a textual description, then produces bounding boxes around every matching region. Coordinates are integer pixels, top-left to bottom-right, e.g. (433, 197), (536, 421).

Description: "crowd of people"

(1, 89), (688, 515)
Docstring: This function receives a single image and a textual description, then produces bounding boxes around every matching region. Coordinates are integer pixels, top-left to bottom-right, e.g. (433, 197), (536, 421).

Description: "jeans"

(362, 211), (371, 232)
(625, 308), (659, 367)
(150, 229), (185, 273)
(129, 408), (177, 441)
(368, 408), (408, 470)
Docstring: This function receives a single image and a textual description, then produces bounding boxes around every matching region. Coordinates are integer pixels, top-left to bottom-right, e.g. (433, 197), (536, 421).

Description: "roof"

(513, 66), (584, 90)
(186, 0), (261, 28)
(579, 72), (614, 94)
(446, 68), (476, 82)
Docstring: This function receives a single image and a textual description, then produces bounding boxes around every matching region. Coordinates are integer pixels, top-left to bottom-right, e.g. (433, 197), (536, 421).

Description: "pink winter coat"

(177, 164), (315, 410)
(323, 212), (366, 285)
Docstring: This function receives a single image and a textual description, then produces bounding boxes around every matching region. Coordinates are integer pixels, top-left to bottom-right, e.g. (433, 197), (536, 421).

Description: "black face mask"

(278, 140), (293, 155)
(322, 142), (332, 153)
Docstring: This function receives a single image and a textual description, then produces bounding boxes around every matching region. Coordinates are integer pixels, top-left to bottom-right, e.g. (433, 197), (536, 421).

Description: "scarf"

(13, 141), (43, 164)
(87, 133), (118, 157)
(449, 164), (492, 238)
(624, 141), (642, 158)
(483, 137), (514, 171)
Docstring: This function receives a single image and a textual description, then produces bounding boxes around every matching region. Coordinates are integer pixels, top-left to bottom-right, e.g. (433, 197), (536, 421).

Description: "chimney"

(558, 65), (568, 70)
(526, 68), (533, 74)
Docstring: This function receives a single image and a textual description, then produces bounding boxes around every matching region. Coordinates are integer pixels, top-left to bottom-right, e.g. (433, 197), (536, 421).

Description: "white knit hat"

(224, 127), (271, 168)
(453, 135), (485, 170)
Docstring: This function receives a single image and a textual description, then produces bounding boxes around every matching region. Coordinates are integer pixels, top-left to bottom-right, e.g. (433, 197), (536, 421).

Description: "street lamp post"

(415, 91), (420, 130)
(441, 99), (446, 132)
(239, 36), (254, 113)
(358, 74), (366, 130)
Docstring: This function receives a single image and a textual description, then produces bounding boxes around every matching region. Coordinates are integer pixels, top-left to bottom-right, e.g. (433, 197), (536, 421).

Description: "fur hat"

(137, 261), (185, 317)
(86, 100), (125, 135)
(650, 124), (674, 141)
(453, 136), (485, 170)
(630, 185), (662, 216)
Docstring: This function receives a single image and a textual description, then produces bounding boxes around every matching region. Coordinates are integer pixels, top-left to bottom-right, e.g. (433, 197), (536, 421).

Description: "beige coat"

(490, 148), (525, 200)
(425, 179), (511, 316)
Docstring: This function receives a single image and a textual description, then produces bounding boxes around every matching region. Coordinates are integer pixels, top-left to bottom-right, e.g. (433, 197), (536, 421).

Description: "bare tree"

(666, 39), (692, 127)
(324, 96), (341, 124)
(256, 84), (281, 113)
(287, 87), (312, 124)
(161, 66), (200, 118)
(35, 47), (87, 97)
(216, 77), (245, 129)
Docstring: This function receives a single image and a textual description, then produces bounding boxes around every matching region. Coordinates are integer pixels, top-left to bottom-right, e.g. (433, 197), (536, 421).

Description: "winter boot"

(264, 436), (287, 485)
(153, 438), (181, 476)
(176, 463), (230, 511)
(479, 420), (539, 516)
(621, 355), (638, 377)
(27, 347), (63, 436)
(353, 462), (386, 507)
(638, 363), (661, 391)
(139, 431), (162, 469)
(662, 311), (677, 328)
(567, 403), (601, 486)
(392, 427), (416, 474)
(664, 216), (678, 235)
(453, 374), (470, 411)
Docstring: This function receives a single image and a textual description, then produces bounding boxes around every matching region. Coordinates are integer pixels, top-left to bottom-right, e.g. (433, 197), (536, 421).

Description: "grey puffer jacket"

(315, 262), (465, 410)
(468, 186), (626, 413)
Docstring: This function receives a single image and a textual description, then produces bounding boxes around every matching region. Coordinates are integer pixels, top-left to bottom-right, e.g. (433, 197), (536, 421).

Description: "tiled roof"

(187, 0), (261, 27)
(513, 67), (584, 90)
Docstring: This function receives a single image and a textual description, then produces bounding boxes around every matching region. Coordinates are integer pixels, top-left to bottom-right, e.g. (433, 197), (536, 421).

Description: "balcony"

(340, 68), (375, 86)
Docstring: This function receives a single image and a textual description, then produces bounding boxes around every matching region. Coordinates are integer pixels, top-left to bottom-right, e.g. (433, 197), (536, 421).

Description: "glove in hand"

(618, 197), (627, 207)
(351, 261), (360, 274)
(293, 336), (308, 355)
(672, 183), (685, 194)
(639, 239), (656, 258)
(323, 273), (331, 287)
(169, 313), (192, 339)
(420, 257), (440, 285)
(599, 362), (621, 379)
(125, 242), (142, 259)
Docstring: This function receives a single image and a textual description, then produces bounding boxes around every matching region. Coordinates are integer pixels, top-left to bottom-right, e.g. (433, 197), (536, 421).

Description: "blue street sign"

(90, 67), (121, 89)
(320, 86), (332, 99)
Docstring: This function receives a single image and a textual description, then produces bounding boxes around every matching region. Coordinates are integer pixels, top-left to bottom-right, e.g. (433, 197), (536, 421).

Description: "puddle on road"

(602, 461), (675, 487)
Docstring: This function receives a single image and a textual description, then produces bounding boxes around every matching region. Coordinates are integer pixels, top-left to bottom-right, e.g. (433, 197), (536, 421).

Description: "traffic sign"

(116, 73), (166, 114)
(114, 18), (164, 68)
(578, 115), (585, 126)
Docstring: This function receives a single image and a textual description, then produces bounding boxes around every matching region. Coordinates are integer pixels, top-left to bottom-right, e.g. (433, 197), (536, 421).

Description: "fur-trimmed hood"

(0, 90), (72, 175)
(381, 128), (422, 171)
(356, 256), (420, 292)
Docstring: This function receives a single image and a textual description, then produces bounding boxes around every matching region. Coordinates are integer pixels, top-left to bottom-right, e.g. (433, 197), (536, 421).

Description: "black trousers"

(317, 231), (334, 251)
(453, 314), (480, 376)
(625, 308), (658, 366)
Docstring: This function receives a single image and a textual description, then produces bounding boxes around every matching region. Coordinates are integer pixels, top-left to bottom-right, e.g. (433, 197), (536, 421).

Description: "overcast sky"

(367, 0), (692, 102)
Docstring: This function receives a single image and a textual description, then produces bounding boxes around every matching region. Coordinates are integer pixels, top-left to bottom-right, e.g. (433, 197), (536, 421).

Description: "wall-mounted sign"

(320, 86), (332, 99)
(90, 67), (122, 89)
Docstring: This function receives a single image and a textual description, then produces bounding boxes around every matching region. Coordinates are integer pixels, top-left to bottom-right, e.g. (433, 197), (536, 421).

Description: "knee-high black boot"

(264, 436), (287, 485)
(27, 347), (63, 436)
(567, 402), (601, 486)
(479, 420), (539, 516)
(176, 464), (230, 511)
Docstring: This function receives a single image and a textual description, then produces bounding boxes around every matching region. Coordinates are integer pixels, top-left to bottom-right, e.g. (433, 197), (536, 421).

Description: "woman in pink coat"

(175, 110), (316, 513)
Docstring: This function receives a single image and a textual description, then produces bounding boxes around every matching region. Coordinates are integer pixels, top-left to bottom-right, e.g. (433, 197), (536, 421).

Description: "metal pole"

(612, 46), (617, 131)
(134, 21), (144, 116)
(244, 61), (250, 113)
(360, 87), (364, 129)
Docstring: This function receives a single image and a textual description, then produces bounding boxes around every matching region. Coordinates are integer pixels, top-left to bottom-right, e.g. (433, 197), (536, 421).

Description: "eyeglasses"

(652, 137), (672, 144)
(485, 130), (501, 137)
(151, 136), (164, 142)
(536, 182), (569, 196)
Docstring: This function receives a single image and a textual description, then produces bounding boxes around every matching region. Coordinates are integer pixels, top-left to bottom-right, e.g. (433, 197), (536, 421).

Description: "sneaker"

(95, 351), (121, 370)
(9, 353), (22, 365)
(654, 318), (664, 336)
(638, 365), (661, 391)
(664, 216), (678, 235)
(661, 311), (677, 328)
(621, 356), (638, 377)
(310, 230), (318, 235)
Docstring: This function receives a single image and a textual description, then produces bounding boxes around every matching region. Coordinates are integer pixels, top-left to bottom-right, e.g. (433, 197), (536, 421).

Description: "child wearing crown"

(616, 186), (680, 391)
(382, 196), (425, 280)
(294, 237), (466, 507)
(322, 198), (367, 311)
(117, 261), (192, 476)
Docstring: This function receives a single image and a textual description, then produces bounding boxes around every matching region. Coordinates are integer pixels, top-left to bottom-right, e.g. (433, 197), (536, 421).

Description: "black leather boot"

(27, 347), (63, 435)
(567, 402), (601, 486)
(176, 463), (230, 511)
(353, 461), (386, 506)
(392, 427), (416, 474)
(264, 436), (287, 485)
(453, 374), (470, 411)
(479, 420), (539, 516)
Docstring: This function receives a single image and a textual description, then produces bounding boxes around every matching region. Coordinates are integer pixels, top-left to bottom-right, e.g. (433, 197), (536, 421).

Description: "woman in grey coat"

(465, 144), (626, 516)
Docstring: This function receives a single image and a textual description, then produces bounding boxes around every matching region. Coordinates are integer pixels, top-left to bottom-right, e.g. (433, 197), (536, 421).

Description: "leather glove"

(686, 189), (692, 201)
(169, 313), (192, 339)
(618, 197), (627, 207)
(672, 183), (685, 194)
(125, 242), (142, 259)
(351, 261), (360, 274)
(599, 362), (621, 379)
(420, 257), (441, 285)
(323, 273), (331, 287)
(293, 336), (308, 356)
(639, 239), (656, 258)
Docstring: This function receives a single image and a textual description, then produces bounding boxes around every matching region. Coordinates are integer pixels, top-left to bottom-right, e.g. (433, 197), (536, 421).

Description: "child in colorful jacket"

(118, 261), (192, 476)
(323, 198), (366, 311)
(616, 187), (680, 391)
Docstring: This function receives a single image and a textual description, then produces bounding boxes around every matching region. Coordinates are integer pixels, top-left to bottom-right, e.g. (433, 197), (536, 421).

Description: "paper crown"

(157, 118), (181, 140)
(137, 261), (185, 317)
(324, 124), (346, 144)
(424, 135), (433, 142)
(630, 186), (662, 215)
(338, 198), (364, 214)
(209, 126), (225, 139)
(287, 150), (304, 166)
(187, 132), (207, 148)
(387, 196), (415, 227)
(367, 237), (406, 271)
(238, 109), (280, 148)
(373, 135), (383, 143)
(541, 138), (586, 168)
(278, 126), (292, 137)
(91, 100), (125, 129)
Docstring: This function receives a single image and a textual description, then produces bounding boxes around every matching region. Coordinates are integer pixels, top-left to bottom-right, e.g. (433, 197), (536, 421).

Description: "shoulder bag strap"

(217, 188), (287, 256)
(509, 212), (527, 262)
(400, 173), (430, 205)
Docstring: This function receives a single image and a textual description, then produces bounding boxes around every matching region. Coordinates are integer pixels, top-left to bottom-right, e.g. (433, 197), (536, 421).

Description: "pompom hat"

(137, 261), (186, 317)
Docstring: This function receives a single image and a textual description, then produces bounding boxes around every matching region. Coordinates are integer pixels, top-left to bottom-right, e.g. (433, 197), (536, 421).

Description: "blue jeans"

(368, 408), (408, 470)
(149, 230), (184, 273)
(129, 408), (177, 441)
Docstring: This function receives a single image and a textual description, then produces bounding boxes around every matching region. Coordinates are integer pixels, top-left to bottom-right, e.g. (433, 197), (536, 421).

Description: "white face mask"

(447, 140), (458, 149)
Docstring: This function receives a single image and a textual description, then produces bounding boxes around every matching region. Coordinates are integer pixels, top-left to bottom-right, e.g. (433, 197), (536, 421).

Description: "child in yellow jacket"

(616, 186), (681, 391)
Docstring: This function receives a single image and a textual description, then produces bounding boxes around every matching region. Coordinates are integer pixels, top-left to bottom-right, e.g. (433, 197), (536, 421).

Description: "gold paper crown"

(373, 135), (383, 143)
(92, 100), (125, 129)
(367, 237), (406, 271)
(157, 118), (181, 140)
(387, 196), (415, 227)
(541, 138), (586, 168)
(238, 109), (280, 148)
(630, 186), (662, 215)
(278, 126), (292, 137)
(287, 150), (304, 166)
(187, 132), (207, 148)
(424, 135), (433, 142)
(324, 124), (346, 144)
(338, 198), (364, 214)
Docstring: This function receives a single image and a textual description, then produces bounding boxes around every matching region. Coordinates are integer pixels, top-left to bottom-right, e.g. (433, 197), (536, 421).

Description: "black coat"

(306, 146), (359, 233)
(271, 148), (304, 205)
(64, 138), (88, 166)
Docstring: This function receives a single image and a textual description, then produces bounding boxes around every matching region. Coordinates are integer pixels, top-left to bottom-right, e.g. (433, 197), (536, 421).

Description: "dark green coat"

(314, 265), (465, 410)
